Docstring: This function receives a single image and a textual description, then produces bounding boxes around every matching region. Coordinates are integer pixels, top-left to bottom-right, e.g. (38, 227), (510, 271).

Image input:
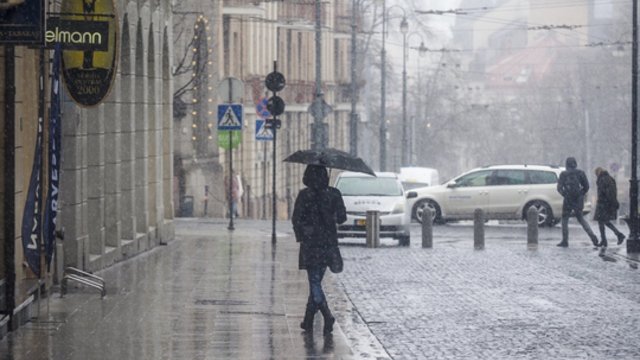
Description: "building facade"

(1, 0), (175, 334)
(174, 0), (352, 220)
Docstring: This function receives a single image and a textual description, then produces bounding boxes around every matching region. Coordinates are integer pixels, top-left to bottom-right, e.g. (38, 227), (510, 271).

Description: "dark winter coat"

(594, 170), (619, 222)
(557, 157), (589, 212)
(292, 165), (347, 270)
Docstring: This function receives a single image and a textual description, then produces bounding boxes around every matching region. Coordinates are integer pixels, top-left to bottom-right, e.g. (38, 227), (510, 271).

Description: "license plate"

(355, 219), (366, 226)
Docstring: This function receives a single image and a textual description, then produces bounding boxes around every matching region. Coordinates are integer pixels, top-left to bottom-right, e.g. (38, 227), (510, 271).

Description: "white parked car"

(407, 164), (591, 227)
(397, 167), (440, 190)
(334, 171), (413, 246)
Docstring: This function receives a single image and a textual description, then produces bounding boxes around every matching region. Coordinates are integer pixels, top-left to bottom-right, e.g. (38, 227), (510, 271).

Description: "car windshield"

(336, 177), (403, 196)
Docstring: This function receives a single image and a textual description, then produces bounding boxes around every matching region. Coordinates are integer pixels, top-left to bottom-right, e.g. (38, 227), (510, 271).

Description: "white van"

(334, 172), (412, 246)
(398, 167), (440, 190)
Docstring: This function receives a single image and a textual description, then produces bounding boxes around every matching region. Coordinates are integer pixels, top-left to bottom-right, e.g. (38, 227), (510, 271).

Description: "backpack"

(563, 172), (583, 198)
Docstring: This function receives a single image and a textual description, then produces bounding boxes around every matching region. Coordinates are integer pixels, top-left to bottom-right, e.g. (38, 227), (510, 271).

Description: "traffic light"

(265, 70), (286, 129)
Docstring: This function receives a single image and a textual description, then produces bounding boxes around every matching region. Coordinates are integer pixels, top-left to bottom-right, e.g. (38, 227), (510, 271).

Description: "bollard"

(422, 208), (433, 248)
(527, 206), (539, 247)
(474, 208), (485, 250)
(366, 210), (380, 248)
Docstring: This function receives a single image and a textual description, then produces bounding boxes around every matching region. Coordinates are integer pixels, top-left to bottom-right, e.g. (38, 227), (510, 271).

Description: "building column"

(61, 102), (88, 269)
(104, 90), (121, 254)
(135, 21), (149, 244)
(87, 105), (105, 269)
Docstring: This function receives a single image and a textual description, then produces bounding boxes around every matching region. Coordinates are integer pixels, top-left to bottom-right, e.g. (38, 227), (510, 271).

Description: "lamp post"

(626, 0), (640, 253)
(407, 34), (427, 165)
(376, 0), (406, 171)
(400, 17), (408, 166)
(377, 0), (387, 171)
(350, 0), (358, 156)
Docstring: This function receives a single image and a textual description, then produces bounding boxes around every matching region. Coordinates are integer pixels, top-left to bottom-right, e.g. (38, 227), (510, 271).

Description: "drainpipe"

(3, 45), (16, 328)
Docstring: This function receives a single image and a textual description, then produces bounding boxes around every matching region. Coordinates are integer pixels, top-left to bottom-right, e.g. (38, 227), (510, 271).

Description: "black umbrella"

(283, 148), (376, 176)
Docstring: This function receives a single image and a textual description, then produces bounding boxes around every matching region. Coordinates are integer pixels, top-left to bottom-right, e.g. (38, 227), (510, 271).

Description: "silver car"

(334, 172), (412, 246)
(407, 165), (591, 227)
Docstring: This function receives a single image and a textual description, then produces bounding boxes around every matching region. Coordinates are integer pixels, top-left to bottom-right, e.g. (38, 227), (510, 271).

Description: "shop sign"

(45, 18), (109, 51)
(60, 0), (118, 107)
(0, 0), (44, 44)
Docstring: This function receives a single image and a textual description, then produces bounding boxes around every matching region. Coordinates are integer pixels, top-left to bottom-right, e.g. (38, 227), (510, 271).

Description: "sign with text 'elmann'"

(45, 18), (109, 51)
(60, 0), (118, 107)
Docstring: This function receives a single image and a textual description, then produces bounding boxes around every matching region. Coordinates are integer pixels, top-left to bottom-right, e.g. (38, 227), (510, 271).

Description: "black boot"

(597, 239), (608, 248)
(556, 241), (568, 247)
(318, 301), (335, 335)
(300, 303), (316, 332)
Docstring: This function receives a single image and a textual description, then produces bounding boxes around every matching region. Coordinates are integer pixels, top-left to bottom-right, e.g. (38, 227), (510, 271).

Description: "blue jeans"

(306, 266), (327, 307)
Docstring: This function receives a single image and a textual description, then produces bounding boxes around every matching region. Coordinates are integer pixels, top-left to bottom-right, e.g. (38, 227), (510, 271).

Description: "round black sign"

(267, 96), (285, 116)
(265, 71), (286, 92)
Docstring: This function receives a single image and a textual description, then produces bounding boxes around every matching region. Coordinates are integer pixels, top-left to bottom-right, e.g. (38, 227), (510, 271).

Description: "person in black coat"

(556, 157), (599, 247)
(292, 165), (346, 335)
(594, 167), (626, 247)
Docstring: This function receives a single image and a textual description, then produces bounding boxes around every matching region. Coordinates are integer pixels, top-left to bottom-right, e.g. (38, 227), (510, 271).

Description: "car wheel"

(524, 201), (553, 227)
(414, 199), (443, 224)
(398, 235), (410, 247)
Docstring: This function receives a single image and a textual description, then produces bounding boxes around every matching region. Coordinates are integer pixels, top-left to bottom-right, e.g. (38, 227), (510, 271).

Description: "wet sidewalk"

(0, 218), (386, 360)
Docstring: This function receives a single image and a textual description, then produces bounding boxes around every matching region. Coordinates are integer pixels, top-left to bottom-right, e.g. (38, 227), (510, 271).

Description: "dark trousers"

(561, 206), (596, 242)
(598, 220), (624, 242)
(306, 266), (327, 308)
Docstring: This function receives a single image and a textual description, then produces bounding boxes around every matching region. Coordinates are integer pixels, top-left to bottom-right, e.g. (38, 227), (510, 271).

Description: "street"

(1, 218), (639, 359)
(339, 219), (640, 359)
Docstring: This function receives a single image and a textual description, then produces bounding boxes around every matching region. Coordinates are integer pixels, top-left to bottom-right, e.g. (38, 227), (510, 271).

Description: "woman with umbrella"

(292, 164), (347, 335)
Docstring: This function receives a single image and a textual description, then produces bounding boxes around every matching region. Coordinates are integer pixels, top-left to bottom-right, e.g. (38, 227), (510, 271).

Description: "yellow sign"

(60, 0), (118, 107)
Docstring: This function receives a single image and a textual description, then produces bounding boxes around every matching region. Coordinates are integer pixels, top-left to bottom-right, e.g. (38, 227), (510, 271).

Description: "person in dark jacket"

(594, 167), (626, 247)
(556, 157), (599, 247)
(292, 165), (346, 335)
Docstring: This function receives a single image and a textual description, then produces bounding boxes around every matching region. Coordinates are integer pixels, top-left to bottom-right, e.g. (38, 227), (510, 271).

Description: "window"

(455, 170), (492, 187)
(528, 170), (557, 184)
(489, 170), (526, 185)
(336, 177), (403, 196)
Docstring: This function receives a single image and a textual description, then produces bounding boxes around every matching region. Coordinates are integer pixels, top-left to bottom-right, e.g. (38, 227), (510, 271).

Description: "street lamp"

(376, 0), (406, 171)
(407, 33), (427, 165)
(400, 16), (408, 167)
(626, 0), (640, 253)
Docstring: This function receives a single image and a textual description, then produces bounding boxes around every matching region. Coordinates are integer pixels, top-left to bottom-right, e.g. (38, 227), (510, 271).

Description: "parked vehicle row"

(331, 164), (592, 248)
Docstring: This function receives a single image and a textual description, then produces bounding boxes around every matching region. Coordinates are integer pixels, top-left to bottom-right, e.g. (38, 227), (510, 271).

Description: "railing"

(60, 267), (106, 298)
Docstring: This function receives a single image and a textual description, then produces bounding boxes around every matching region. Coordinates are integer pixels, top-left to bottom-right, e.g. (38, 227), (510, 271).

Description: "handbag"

(328, 246), (343, 273)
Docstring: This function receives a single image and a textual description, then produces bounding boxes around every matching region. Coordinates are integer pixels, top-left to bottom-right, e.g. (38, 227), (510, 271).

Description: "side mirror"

(447, 182), (457, 188)
(406, 191), (418, 199)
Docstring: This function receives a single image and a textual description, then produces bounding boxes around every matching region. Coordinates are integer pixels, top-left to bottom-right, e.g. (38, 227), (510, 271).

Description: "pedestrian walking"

(594, 167), (626, 247)
(224, 171), (241, 218)
(556, 157), (599, 247)
(292, 165), (347, 335)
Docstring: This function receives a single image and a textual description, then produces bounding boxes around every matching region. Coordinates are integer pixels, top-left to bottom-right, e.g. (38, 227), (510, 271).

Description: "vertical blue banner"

(21, 100), (44, 278)
(44, 44), (61, 270)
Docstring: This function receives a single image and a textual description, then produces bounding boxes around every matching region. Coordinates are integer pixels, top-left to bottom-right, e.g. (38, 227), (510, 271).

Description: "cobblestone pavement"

(337, 221), (640, 360)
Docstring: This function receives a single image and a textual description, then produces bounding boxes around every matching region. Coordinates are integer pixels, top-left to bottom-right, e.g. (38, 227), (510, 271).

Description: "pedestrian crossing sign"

(217, 104), (243, 130)
(255, 119), (274, 141)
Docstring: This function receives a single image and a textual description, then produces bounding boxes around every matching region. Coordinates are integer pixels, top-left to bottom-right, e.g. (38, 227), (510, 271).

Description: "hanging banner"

(21, 109), (44, 278)
(0, 0), (45, 45)
(60, 0), (118, 107)
(43, 44), (62, 270)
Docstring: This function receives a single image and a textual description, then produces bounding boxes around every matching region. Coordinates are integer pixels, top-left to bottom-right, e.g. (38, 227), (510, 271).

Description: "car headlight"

(391, 202), (405, 214)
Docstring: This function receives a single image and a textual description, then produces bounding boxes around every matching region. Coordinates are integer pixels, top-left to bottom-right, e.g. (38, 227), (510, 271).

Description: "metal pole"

(272, 121), (277, 244)
(379, 0), (387, 171)
(349, 0), (358, 156)
(627, 0), (640, 253)
(401, 29), (408, 166)
(3, 45), (16, 328)
(227, 78), (235, 231)
(312, 0), (325, 151)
